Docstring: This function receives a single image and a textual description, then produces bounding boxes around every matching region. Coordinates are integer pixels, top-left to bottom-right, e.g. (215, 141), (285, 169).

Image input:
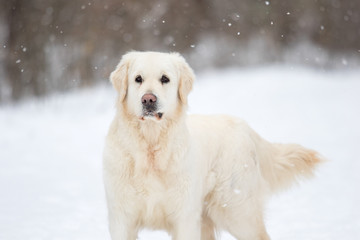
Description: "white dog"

(103, 51), (322, 240)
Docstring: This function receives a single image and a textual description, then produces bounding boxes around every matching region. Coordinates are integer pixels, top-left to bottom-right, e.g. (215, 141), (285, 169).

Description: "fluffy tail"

(260, 143), (323, 193)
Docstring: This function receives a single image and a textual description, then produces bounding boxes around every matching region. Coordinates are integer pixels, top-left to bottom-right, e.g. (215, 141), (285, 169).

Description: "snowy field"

(1, 66), (360, 240)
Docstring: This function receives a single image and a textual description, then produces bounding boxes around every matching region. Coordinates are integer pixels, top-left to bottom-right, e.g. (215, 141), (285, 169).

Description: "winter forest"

(0, 0), (359, 102)
(1, 1), (360, 240)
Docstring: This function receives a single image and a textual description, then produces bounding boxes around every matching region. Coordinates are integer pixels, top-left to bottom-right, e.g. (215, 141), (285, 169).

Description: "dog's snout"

(142, 93), (157, 106)
(141, 93), (160, 118)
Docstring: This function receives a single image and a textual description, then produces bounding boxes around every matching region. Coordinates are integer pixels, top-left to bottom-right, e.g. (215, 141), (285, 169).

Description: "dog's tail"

(259, 142), (323, 193)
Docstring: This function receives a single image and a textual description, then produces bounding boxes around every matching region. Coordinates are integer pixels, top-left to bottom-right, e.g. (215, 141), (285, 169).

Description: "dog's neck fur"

(114, 103), (188, 172)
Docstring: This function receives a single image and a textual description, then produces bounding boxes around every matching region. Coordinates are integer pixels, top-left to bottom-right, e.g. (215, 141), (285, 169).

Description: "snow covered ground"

(1, 66), (359, 240)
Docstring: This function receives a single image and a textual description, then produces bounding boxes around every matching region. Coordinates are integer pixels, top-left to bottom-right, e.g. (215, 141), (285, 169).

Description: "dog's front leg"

(173, 211), (201, 240)
(108, 210), (137, 240)
(104, 179), (137, 240)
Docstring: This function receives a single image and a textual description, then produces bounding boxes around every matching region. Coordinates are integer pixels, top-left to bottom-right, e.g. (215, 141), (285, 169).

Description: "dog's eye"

(160, 75), (170, 84)
(135, 75), (143, 84)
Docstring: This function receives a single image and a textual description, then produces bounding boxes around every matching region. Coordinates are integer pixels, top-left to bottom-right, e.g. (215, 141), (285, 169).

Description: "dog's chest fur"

(105, 119), (190, 229)
(123, 143), (186, 228)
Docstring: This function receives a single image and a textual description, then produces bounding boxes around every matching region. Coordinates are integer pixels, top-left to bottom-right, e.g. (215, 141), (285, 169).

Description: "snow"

(1, 66), (360, 240)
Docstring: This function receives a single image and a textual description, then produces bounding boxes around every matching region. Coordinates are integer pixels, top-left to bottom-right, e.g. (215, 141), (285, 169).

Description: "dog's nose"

(141, 93), (157, 105)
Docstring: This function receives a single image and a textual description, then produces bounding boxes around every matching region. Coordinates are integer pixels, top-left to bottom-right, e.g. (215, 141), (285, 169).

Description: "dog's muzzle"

(141, 93), (163, 120)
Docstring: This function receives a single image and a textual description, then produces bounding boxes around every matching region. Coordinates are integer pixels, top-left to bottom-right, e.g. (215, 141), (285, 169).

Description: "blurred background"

(0, 0), (359, 102)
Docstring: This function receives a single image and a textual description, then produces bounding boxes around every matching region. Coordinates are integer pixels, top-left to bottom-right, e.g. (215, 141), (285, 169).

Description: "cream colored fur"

(103, 51), (322, 240)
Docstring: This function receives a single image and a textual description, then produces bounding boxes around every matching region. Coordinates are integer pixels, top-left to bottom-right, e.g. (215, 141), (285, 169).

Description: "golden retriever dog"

(103, 51), (322, 240)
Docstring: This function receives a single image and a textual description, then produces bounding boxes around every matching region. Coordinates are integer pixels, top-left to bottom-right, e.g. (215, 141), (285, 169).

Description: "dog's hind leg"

(201, 215), (216, 240)
(226, 216), (270, 240)
(222, 201), (270, 240)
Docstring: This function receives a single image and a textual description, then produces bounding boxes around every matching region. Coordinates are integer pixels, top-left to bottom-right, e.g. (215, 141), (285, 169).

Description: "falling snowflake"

(233, 189), (241, 194)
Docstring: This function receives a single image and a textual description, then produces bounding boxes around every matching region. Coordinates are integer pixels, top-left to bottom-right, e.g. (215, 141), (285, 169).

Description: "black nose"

(141, 93), (157, 111)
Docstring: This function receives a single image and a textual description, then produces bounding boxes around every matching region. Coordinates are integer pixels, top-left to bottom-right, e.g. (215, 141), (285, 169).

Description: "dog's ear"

(175, 54), (195, 104)
(110, 52), (134, 102)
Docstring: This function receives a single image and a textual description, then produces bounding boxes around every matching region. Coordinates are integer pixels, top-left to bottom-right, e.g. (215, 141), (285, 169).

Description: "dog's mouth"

(140, 111), (163, 121)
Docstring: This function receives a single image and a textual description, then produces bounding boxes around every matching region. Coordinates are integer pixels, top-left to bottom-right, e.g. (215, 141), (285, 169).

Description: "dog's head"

(110, 51), (194, 122)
